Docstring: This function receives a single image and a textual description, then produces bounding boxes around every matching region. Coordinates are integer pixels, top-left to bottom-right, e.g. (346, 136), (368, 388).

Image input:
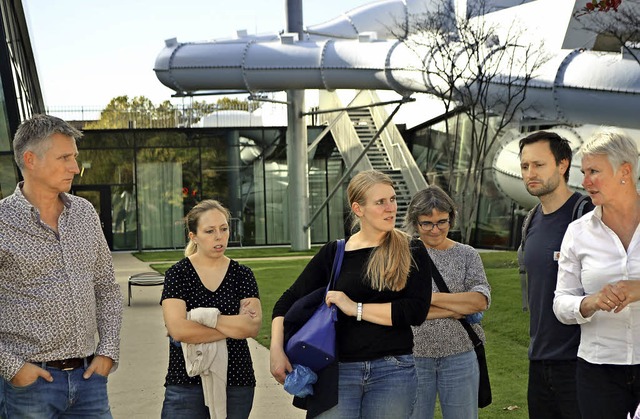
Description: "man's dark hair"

(519, 131), (572, 182)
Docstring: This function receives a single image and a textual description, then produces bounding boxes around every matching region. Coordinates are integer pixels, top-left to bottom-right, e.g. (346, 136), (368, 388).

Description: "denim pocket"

(6, 376), (42, 391)
(386, 354), (415, 368)
(90, 371), (109, 381)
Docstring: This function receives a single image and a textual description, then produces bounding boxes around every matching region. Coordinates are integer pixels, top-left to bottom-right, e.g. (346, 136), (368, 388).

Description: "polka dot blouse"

(161, 258), (260, 387)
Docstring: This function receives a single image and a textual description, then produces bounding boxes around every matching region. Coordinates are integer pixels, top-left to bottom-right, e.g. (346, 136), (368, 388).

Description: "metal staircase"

(346, 107), (412, 226)
(317, 90), (428, 228)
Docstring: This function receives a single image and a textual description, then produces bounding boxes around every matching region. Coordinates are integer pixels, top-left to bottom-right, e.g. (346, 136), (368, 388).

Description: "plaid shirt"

(0, 183), (123, 380)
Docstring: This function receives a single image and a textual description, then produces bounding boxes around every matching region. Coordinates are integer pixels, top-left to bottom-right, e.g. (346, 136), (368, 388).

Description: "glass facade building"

(407, 114), (518, 249)
(0, 101), (520, 251)
(0, 0), (519, 251)
(1, 0), (45, 200)
(56, 117), (516, 251)
(66, 128), (349, 250)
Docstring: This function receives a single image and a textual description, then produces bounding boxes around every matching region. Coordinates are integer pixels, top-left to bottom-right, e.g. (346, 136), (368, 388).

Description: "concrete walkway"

(109, 252), (304, 419)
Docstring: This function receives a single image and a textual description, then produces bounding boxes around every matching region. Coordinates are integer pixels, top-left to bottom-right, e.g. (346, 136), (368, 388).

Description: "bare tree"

(573, 0), (640, 65)
(397, 0), (549, 243)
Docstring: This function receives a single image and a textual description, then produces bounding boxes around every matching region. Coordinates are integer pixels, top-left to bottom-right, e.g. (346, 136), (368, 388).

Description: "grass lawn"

(148, 250), (530, 417)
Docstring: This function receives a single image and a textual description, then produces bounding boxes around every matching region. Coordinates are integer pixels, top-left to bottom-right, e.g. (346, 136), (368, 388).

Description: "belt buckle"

(60, 359), (74, 371)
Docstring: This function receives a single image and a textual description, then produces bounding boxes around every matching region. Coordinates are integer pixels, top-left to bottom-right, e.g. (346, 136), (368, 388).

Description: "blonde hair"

(184, 199), (231, 257)
(347, 170), (412, 291)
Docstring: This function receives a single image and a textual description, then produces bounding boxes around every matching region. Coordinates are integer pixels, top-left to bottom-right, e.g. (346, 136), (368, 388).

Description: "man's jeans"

(411, 349), (479, 419)
(528, 359), (581, 419)
(316, 354), (418, 419)
(3, 365), (111, 418)
(161, 384), (255, 419)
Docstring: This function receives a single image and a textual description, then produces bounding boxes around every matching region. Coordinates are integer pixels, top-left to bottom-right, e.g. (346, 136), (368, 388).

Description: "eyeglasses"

(417, 219), (450, 231)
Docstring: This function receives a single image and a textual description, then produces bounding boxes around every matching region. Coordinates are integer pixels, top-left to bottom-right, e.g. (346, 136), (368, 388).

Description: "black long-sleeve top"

(273, 238), (433, 361)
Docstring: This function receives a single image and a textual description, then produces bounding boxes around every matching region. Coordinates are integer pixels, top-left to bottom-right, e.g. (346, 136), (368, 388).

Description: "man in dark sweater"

(519, 131), (594, 419)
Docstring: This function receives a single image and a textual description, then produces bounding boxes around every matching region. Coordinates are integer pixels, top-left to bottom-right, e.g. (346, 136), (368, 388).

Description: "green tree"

(86, 96), (254, 129)
(85, 95), (133, 129)
(215, 97), (249, 111)
(181, 97), (253, 126)
(86, 95), (170, 129)
(155, 100), (178, 128)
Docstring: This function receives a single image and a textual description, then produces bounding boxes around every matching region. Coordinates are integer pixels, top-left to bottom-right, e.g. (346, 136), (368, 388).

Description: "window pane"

(75, 149), (135, 185)
(265, 160), (289, 244)
(112, 185), (137, 250)
(309, 160), (328, 243)
(136, 147), (199, 249)
(78, 131), (135, 149)
(135, 130), (191, 148)
(0, 154), (18, 199)
(0, 82), (11, 152)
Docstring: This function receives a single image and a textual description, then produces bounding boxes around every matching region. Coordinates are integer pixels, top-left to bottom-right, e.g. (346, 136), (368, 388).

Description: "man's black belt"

(37, 354), (94, 370)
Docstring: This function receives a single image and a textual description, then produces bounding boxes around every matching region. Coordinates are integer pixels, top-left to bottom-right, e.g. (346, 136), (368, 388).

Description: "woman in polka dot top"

(160, 199), (262, 419)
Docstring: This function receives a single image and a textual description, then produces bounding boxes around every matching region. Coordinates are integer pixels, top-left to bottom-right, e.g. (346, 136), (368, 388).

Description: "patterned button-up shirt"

(0, 183), (123, 380)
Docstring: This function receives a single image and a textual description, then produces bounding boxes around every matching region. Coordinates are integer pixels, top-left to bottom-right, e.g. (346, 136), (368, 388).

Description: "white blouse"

(554, 206), (640, 365)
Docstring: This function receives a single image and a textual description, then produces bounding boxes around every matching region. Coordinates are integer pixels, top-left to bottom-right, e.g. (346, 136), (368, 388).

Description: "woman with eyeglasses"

(404, 185), (491, 419)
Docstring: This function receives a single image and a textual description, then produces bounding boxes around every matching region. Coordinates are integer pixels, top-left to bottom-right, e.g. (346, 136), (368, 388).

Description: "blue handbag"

(285, 239), (345, 372)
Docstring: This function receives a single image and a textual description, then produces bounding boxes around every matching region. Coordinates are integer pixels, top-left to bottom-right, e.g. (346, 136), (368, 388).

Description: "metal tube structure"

(154, 0), (640, 129)
(154, 0), (640, 211)
(286, 0), (310, 251)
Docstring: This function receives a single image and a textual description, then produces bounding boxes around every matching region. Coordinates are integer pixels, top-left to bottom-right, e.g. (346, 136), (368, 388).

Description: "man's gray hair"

(13, 114), (83, 170)
(580, 127), (639, 182)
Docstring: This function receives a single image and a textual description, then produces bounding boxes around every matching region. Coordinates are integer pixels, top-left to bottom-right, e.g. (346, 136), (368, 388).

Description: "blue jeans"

(411, 350), (479, 419)
(528, 359), (581, 419)
(2, 365), (111, 418)
(316, 354), (417, 419)
(161, 384), (255, 419)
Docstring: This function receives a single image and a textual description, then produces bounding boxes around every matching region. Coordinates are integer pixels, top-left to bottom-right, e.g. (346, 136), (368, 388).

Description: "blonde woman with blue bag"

(270, 170), (433, 418)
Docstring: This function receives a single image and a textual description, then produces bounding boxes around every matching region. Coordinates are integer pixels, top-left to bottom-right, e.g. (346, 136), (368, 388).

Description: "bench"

(127, 272), (165, 306)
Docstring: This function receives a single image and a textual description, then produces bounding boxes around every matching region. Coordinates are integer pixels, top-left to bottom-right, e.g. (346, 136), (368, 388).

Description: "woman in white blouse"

(554, 127), (640, 419)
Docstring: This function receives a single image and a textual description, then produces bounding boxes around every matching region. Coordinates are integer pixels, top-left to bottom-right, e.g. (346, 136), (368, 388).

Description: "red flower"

(575, 0), (622, 16)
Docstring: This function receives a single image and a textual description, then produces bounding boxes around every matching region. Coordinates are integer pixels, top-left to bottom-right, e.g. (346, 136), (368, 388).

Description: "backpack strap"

(572, 194), (592, 220)
(517, 194), (591, 313)
(517, 203), (539, 312)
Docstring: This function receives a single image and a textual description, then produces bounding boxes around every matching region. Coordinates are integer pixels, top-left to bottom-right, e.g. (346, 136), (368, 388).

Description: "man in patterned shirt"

(0, 114), (123, 417)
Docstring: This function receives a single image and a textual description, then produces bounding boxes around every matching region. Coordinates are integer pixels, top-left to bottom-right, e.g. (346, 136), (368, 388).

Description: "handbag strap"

(431, 261), (483, 347)
(326, 239), (345, 293)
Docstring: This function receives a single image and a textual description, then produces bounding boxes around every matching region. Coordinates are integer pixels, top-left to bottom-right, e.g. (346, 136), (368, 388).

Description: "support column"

(286, 0), (310, 250)
(225, 130), (242, 220)
(286, 89), (310, 250)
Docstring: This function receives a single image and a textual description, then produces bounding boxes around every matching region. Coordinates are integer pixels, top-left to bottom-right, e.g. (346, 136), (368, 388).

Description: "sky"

(23, 0), (369, 109)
